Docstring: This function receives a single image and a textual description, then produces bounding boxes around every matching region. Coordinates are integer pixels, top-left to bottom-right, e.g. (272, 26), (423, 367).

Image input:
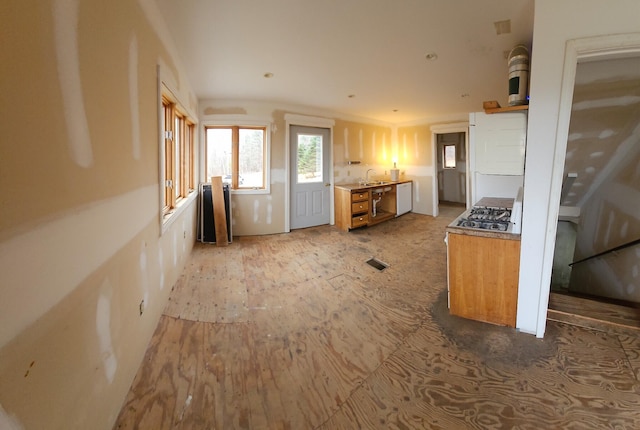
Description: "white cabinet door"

(470, 112), (527, 175)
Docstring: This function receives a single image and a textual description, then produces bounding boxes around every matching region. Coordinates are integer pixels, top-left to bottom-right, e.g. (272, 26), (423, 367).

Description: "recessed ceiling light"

(263, 72), (274, 78)
(425, 52), (438, 61)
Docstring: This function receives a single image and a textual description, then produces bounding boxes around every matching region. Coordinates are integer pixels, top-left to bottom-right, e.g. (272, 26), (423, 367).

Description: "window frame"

(160, 85), (197, 228)
(174, 111), (196, 200)
(202, 120), (271, 195)
(443, 143), (457, 169)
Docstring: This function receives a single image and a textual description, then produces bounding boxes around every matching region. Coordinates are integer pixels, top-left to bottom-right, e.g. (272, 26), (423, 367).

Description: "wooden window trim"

(161, 91), (196, 217)
(205, 125), (267, 191)
(162, 97), (174, 213)
(231, 127), (240, 189)
(186, 121), (195, 192)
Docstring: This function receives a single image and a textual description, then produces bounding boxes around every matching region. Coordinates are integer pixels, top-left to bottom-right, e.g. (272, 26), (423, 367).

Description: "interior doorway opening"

(436, 132), (467, 207)
(431, 123), (469, 217)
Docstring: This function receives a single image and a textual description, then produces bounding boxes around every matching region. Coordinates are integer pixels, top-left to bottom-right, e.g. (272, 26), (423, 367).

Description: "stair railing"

(569, 238), (640, 267)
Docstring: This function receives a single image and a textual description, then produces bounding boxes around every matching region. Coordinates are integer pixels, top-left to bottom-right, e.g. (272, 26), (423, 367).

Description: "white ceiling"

(154, 0), (535, 124)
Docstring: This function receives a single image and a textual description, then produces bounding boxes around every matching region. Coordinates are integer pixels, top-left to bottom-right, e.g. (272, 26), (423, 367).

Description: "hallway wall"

(569, 143), (640, 302)
(0, 1), (198, 428)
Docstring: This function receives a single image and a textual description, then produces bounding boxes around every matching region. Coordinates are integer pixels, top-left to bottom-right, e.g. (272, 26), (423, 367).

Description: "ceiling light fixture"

(425, 52), (438, 61)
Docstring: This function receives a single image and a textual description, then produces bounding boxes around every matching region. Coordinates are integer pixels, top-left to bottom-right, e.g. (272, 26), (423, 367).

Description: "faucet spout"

(366, 168), (375, 183)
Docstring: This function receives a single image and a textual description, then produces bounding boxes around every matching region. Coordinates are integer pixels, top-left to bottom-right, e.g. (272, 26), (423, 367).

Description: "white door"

(438, 132), (466, 204)
(290, 126), (331, 229)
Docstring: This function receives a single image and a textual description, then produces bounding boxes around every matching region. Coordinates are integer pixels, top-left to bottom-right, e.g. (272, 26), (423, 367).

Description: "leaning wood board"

(210, 176), (228, 246)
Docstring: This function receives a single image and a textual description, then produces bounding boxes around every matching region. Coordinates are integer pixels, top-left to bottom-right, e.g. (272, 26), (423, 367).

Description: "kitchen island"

(445, 198), (521, 327)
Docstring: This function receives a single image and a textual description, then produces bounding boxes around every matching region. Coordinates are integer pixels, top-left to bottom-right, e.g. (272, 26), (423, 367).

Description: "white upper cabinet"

(469, 111), (527, 175)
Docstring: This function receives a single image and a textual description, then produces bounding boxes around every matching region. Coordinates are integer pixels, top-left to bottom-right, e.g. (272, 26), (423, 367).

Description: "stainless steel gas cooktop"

(456, 207), (512, 232)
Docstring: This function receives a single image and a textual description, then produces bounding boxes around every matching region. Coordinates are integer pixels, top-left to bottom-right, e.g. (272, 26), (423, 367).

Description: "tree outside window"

(297, 134), (322, 183)
(205, 126), (266, 189)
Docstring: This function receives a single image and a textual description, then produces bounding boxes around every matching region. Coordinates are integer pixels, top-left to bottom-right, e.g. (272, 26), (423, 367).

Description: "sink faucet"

(366, 168), (375, 183)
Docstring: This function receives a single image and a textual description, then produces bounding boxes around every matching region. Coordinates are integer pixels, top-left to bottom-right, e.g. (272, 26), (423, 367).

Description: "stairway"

(547, 292), (640, 337)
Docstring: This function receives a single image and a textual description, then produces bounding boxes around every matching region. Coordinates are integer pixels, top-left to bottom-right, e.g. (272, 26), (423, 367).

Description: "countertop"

(334, 180), (412, 192)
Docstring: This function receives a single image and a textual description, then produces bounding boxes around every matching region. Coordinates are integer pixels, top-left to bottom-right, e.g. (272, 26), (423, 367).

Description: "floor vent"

(366, 258), (388, 271)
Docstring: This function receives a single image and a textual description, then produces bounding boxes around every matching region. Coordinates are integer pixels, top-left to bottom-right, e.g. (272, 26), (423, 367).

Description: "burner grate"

(456, 206), (512, 231)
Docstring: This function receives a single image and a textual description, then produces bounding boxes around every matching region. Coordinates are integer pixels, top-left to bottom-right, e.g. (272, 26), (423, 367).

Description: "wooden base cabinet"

(447, 232), (520, 327)
(335, 185), (397, 231)
(335, 188), (369, 231)
(350, 191), (369, 228)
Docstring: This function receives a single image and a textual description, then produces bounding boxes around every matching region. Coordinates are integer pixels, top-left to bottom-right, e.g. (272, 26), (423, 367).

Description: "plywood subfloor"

(114, 206), (640, 429)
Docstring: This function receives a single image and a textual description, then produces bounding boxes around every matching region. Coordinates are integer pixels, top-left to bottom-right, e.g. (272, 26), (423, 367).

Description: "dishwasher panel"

(396, 182), (412, 216)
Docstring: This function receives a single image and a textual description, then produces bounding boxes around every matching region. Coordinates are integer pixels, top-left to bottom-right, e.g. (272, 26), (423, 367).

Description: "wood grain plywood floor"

(114, 205), (640, 429)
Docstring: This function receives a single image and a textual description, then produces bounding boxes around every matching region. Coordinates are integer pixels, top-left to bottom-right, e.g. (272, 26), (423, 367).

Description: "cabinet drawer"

(351, 214), (368, 228)
(351, 201), (369, 214)
(351, 191), (368, 202)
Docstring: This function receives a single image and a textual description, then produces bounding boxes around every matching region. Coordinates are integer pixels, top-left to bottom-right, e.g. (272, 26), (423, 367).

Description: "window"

(205, 125), (267, 190)
(444, 144), (456, 169)
(162, 92), (195, 216)
(296, 133), (323, 183)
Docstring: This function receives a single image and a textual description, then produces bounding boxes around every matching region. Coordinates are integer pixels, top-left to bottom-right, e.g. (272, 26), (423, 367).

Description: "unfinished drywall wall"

(397, 124), (437, 216)
(197, 101), (451, 233)
(332, 119), (394, 182)
(198, 100), (441, 234)
(560, 54), (640, 302)
(560, 56), (640, 208)
(198, 101), (288, 236)
(551, 221), (577, 291)
(0, 1), (198, 428)
(569, 139), (640, 302)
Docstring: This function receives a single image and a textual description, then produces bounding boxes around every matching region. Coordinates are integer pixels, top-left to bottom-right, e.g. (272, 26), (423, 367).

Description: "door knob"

(325, 183), (331, 187)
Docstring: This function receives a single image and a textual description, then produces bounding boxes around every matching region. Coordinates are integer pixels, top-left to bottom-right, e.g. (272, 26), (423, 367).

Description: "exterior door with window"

(290, 126), (331, 229)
